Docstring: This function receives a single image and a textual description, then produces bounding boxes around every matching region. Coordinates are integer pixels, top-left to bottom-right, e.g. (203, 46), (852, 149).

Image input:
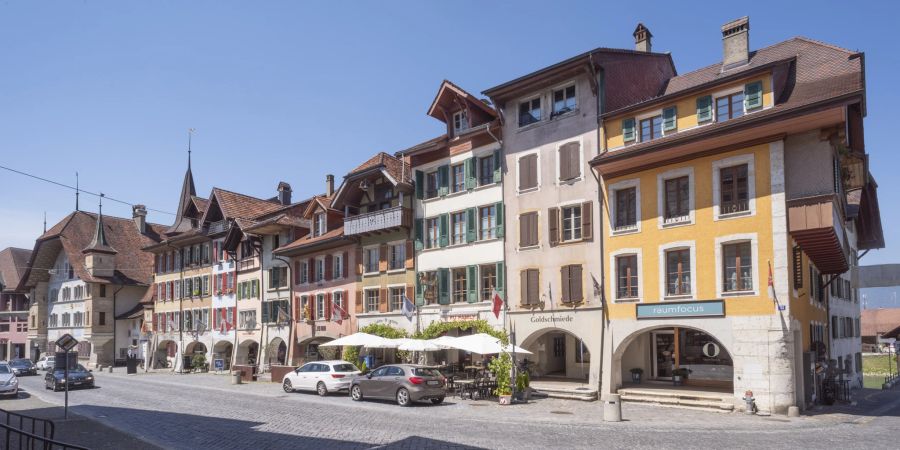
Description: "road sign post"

(55, 334), (79, 420)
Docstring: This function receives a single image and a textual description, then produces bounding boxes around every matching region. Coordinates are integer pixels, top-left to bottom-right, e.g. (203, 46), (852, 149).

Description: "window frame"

(478, 155), (495, 187)
(480, 264), (497, 302)
(424, 217), (440, 249)
(450, 211), (466, 246)
(639, 114), (663, 143)
(388, 242), (405, 271)
(714, 233), (760, 298)
(363, 246), (380, 275)
(452, 109), (468, 135)
(715, 91), (745, 122)
(451, 163), (466, 193)
(364, 288), (379, 313)
(424, 170), (439, 200)
(610, 249), (642, 302)
(550, 84), (577, 118)
(479, 205), (497, 241)
(608, 178), (641, 235)
(658, 241), (696, 300)
(517, 96), (542, 128)
(560, 203), (583, 243)
(656, 166), (695, 228)
(712, 154), (756, 220)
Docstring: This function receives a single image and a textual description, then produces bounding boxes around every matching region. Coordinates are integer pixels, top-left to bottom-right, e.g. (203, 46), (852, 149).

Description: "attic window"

(551, 85), (576, 117)
(314, 213), (326, 237)
(453, 110), (468, 134)
(518, 97), (541, 127)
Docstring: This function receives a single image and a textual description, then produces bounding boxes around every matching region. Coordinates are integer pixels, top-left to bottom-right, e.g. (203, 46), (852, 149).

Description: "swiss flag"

(332, 301), (345, 325)
(492, 289), (504, 319)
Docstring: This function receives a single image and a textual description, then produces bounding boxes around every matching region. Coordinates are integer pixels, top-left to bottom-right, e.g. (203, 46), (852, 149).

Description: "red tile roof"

(211, 188), (284, 220)
(347, 152), (412, 184)
(862, 308), (900, 337)
(275, 226), (350, 255)
(0, 247), (31, 292)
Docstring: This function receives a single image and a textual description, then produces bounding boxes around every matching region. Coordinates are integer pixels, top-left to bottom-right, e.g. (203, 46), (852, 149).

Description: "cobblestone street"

(12, 371), (900, 449)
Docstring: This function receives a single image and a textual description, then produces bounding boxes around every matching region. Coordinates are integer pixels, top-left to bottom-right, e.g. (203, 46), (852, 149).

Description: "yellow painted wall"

(602, 143), (777, 320)
(604, 75), (774, 150)
(787, 247), (828, 350)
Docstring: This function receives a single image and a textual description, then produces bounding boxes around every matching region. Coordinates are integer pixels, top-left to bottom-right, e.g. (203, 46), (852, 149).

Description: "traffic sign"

(55, 333), (78, 352)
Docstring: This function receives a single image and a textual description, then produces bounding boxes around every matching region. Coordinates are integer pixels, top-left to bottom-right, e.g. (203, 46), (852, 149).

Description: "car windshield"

(331, 364), (358, 372)
(412, 368), (442, 377)
(11, 359), (32, 367)
(53, 364), (88, 373)
(0, 366), (11, 374)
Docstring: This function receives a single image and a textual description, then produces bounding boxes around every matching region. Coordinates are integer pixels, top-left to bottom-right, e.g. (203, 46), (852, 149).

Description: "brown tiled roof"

(19, 211), (166, 289)
(594, 37), (864, 164)
(192, 196), (209, 214)
(0, 247), (31, 292)
(211, 188), (283, 220)
(242, 213), (308, 232)
(862, 308), (900, 337)
(347, 152), (412, 184)
(275, 226), (350, 255)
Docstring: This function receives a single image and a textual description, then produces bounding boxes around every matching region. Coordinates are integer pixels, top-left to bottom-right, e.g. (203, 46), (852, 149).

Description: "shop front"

(628, 327), (733, 388)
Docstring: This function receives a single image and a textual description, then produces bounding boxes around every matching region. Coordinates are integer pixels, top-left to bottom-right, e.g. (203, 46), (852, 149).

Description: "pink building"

(0, 247), (31, 360)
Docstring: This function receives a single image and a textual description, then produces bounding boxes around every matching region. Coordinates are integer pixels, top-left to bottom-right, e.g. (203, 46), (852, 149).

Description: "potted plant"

(672, 368), (691, 386)
(629, 368), (644, 384)
(514, 371), (531, 402)
(489, 353), (513, 405)
(191, 353), (208, 373)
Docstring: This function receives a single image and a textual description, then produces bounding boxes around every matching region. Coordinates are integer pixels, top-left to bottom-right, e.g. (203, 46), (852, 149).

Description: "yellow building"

(591, 18), (882, 413)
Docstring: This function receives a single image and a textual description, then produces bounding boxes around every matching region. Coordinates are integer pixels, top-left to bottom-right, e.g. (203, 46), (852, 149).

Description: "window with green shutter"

(414, 218), (424, 250)
(438, 268), (450, 305)
(744, 81), (763, 111)
(495, 261), (505, 300)
(697, 96), (712, 123)
(415, 275), (424, 306)
(467, 265), (478, 303)
(439, 214), (449, 248)
(495, 202), (504, 238)
(662, 106), (677, 132)
(465, 157), (477, 190)
(622, 118), (636, 142)
(415, 170), (424, 199)
(466, 208), (477, 243)
(492, 149), (502, 183)
(438, 165), (450, 197)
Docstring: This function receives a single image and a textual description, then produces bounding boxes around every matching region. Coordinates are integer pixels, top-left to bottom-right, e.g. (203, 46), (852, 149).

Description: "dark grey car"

(350, 364), (446, 406)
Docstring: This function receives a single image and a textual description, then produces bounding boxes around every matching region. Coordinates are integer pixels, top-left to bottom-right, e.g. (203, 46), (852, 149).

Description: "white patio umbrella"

(448, 333), (533, 355)
(396, 338), (442, 352)
(318, 332), (392, 348)
(430, 335), (459, 348)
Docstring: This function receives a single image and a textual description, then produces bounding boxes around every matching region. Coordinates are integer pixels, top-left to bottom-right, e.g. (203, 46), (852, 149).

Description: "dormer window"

(518, 97), (541, 127)
(453, 110), (468, 135)
(551, 85), (576, 117)
(314, 213), (326, 237)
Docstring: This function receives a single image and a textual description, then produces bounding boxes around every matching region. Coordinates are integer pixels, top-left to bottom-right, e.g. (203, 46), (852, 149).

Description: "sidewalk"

(1, 388), (161, 450)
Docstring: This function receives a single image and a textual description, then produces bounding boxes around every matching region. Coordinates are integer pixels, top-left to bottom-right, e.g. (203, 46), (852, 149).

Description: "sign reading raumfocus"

(636, 300), (725, 319)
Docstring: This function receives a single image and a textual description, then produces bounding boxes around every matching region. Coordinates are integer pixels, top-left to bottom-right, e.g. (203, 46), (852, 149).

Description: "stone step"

(619, 391), (734, 411)
(531, 387), (598, 401)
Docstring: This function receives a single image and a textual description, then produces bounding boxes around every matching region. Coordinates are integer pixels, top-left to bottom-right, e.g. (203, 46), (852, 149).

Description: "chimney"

(326, 174), (334, 197)
(633, 23), (652, 53)
(721, 16), (750, 70)
(277, 182), (292, 205)
(132, 204), (147, 233)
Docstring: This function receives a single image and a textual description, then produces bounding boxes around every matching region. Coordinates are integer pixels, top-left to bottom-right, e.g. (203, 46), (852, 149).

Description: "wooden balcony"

(344, 206), (411, 236)
(788, 195), (848, 274)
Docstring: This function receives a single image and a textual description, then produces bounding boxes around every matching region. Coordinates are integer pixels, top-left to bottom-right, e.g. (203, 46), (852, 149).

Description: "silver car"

(350, 364), (446, 406)
(0, 365), (19, 397)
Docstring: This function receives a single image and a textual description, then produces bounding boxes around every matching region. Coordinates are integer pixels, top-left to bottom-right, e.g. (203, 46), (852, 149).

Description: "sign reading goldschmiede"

(636, 300), (725, 319)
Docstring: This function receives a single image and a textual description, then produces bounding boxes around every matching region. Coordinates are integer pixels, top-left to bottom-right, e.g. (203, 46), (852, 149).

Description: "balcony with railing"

(344, 206), (412, 236)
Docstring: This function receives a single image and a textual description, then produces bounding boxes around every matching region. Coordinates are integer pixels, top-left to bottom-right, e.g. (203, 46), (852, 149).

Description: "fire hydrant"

(742, 390), (756, 415)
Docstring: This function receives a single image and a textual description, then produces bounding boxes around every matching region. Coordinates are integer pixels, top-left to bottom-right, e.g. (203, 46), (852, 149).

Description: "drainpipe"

(273, 254), (294, 365)
(590, 55), (609, 398)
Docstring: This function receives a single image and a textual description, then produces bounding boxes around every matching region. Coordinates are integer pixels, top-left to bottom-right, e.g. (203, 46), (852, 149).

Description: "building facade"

(0, 247), (32, 360)
(591, 18), (883, 412)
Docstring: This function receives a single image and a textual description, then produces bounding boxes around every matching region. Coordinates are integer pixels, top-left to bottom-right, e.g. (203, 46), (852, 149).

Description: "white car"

(36, 356), (55, 371)
(282, 360), (360, 396)
(0, 365), (19, 397)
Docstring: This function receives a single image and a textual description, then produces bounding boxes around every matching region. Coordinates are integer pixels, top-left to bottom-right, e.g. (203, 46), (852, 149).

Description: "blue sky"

(2, 2), (898, 272)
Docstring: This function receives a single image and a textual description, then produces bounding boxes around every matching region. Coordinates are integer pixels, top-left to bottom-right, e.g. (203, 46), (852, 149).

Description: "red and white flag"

(767, 261), (777, 301)
(492, 289), (504, 319)
(331, 301), (345, 325)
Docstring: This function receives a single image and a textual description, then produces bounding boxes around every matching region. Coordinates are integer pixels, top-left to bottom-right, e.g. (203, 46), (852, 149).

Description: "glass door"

(652, 330), (676, 379)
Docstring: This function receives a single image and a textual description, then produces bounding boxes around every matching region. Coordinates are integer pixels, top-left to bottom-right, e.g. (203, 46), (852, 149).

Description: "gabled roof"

(200, 188), (284, 225)
(19, 211), (166, 289)
(82, 208), (117, 255)
(302, 195), (335, 218)
(331, 152), (412, 210)
(0, 247), (32, 292)
(275, 226), (352, 256)
(427, 80), (497, 122)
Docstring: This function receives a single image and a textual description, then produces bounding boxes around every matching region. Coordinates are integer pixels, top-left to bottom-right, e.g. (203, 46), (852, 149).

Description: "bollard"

(742, 390), (756, 415)
(108, 366), (113, 373)
(231, 370), (242, 385)
(787, 406), (800, 417)
(603, 394), (622, 422)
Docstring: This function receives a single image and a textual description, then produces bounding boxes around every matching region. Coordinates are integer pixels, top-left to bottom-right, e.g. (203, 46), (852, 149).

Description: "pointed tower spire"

(43, 212), (47, 234)
(84, 194), (117, 255)
(167, 129), (199, 234)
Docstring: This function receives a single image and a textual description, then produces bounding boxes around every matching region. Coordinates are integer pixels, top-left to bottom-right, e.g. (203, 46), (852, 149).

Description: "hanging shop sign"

(636, 300), (725, 319)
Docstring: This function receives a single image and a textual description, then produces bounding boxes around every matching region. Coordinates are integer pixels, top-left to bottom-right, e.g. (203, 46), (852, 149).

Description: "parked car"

(350, 364), (446, 406)
(8, 359), (37, 376)
(44, 364), (94, 391)
(0, 365), (19, 398)
(282, 360), (361, 396)
(36, 355), (55, 371)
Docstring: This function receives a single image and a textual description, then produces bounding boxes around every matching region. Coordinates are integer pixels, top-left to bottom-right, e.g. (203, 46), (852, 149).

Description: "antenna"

(99, 192), (104, 215)
(187, 128), (196, 169)
(43, 211), (47, 233)
(75, 172), (80, 211)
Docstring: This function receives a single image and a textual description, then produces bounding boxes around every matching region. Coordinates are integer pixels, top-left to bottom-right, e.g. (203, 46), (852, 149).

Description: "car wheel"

(283, 379), (293, 393)
(396, 388), (411, 407)
(316, 382), (328, 397)
(350, 385), (363, 401)
(431, 397), (445, 405)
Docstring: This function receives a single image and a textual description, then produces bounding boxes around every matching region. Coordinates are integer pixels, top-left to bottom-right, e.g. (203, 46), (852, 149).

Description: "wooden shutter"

(662, 106), (677, 131)
(492, 149), (502, 183)
(355, 290), (363, 313)
(405, 241), (414, 269)
(415, 275), (424, 306)
(293, 261), (300, 284)
(561, 266), (571, 303)
(495, 262), (505, 299)
(438, 165), (450, 197)
(495, 202), (504, 238)
(465, 157), (477, 190)
(622, 118), (636, 142)
(356, 248), (363, 275)
(548, 207), (560, 247)
(744, 81), (763, 110)
(378, 244), (388, 272)
(696, 95), (712, 122)
(792, 246), (803, 289)
(325, 254), (333, 281)
(467, 265), (477, 303)
(414, 218), (424, 250)
(438, 268), (450, 305)
(581, 201), (593, 241)
(466, 208), (477, 243)
(519, 213), (529, 247)
(520, 270), (529, 305)
(342, 251), (349, 278)
(439, 214), (449, 248)
(571, 265), (583, 302)
(527, 269), (539, 305)
(325, 292), (333, 320)
(379, 288), (389, 313)
(415, 170), (424, 199)
(559, 142), (579, 181)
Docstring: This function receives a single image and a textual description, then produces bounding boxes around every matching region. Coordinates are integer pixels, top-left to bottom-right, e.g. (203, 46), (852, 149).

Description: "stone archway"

(155, 340), (177, 369)
(213, 341), (234, 370)
(237, 340), (259, 365)
(520, 327), (592, 381)
(266, 337), (287, 366)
